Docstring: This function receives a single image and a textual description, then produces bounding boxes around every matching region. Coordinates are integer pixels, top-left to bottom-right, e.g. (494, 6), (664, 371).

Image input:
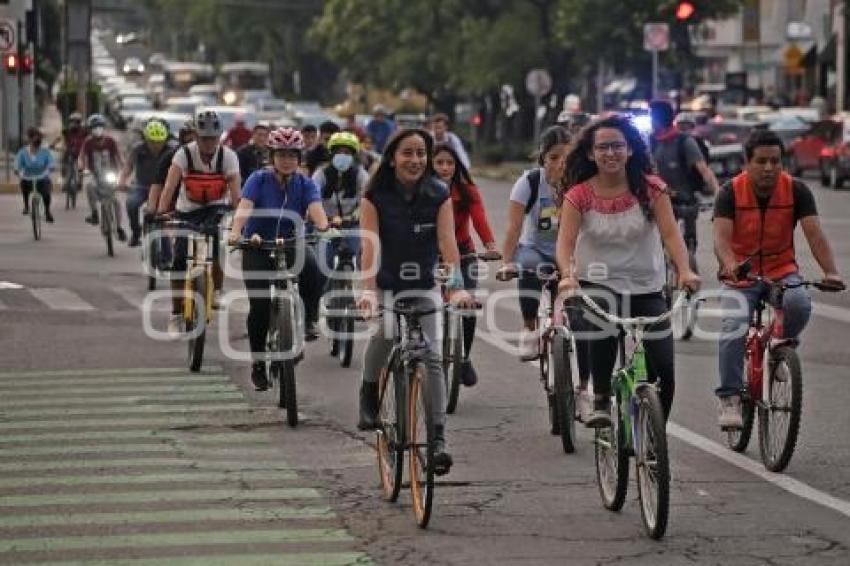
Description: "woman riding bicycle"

(15, 127), (55, 222)
(227, 127), (331, 391)
(555, 114), (700, 427)
(356, 128), (474, 475)
(433, 142), (500, 387)
(497, 126), (571, 361)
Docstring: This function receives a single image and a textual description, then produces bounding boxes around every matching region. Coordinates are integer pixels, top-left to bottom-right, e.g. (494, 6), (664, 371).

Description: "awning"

(819, 35), (836, 65)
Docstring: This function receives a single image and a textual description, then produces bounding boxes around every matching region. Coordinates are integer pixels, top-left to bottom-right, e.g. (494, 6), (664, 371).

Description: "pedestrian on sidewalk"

(14, 127), (55, 222)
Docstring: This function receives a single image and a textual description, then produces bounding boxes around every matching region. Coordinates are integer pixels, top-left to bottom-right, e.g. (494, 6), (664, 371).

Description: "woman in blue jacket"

(14, 127), (55, 221)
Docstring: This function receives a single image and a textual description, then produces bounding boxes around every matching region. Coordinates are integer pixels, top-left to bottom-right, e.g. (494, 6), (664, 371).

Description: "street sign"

(525, 69), (552, 97)
(643, 23), (670, 52)
(0, 19), (15, 52)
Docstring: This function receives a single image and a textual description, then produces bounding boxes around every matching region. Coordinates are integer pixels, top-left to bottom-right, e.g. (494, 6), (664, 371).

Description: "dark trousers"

(578, 288), (675, 419)
(242, 245), (322, 357)
(21, 178), (52, 214)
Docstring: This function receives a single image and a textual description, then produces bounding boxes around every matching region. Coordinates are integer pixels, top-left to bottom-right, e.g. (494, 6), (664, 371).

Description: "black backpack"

(676, 133), (711, 196)
(524, 169), (542, 215)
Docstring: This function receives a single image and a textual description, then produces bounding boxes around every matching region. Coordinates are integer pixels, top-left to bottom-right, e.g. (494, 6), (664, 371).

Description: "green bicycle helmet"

(143, 119), (169, 142)
(328, 131), (361, 153)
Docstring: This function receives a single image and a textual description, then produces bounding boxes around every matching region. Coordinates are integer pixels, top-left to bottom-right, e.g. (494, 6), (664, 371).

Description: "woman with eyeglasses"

(555, 114), (699, 428)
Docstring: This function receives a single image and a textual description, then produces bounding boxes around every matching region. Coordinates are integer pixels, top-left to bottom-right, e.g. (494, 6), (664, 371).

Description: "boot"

(357, 381), (379, 431)
(432, 424), (453, 476)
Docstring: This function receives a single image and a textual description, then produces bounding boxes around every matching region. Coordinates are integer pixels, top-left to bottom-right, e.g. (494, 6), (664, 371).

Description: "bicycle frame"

(744, 282), (796, 405)
(268, 243), (303, 360)
(183, 230), (216, 326)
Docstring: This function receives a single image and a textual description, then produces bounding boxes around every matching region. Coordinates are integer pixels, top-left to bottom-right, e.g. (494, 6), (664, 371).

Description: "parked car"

(787, 119), (841, 185)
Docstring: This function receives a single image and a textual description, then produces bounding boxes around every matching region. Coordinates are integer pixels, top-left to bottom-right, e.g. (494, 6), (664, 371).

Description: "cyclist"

(227, 127), (331, 390)
(51, 112), (86, 196)
(14, 127), (55, 222)
(305, 120), (341, 176)
(222, 114), (252, 149)
(157, 110), (242, 335)
(433, 142), (499, 387)
(430, 113), (470, 170)
(301, 124), (319, 152)
(356, 128), (474, 475)
(366, 104), (395, 154)
(556, 114), (700, 427)
(713, 129), (843, 429)
(312, 132), (369, 278)
(236, 123), (270, 185)
(148, 121), (198, 217)
(359, 134), (381, 173)
(497, 126), (571, 361)
(78, 113), (127, 239)
(119, 119), (177, 247)
(649, 100), (720, 271)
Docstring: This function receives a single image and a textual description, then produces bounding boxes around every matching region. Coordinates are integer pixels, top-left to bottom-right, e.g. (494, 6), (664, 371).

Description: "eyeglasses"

(593, 142), (628, 154)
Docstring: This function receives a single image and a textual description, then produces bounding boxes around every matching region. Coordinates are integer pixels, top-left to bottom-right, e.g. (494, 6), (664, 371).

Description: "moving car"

(122, 57), (145, 76)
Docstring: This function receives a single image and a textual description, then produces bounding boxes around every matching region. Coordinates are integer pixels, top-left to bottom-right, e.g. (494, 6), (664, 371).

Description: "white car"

(122, 57), (145, 76)
(188, 84), (220, 106)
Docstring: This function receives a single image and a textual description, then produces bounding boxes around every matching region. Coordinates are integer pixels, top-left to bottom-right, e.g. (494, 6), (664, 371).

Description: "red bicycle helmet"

(268, 127), (305, 151)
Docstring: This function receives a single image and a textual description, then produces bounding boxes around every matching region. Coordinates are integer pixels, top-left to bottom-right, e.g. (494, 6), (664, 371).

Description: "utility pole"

(839, 1), (847, 112)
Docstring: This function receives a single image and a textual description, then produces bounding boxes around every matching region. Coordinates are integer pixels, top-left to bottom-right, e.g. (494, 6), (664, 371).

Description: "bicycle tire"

(377, 361), (404, 502)
(275, 294), (298, 427)
(30, 195), (42, 241)
(635, 386), (670, 540)
(725, 390), (755, 452)
(552, 334), (576, 454)
(187, 273), (206, 372)
(101, 202), (114, 257)
(540, 336), (560, 435)
(758, 346), (802, 472)
(338, 273), (355, 368)
(446, 315), (463, 415)
(595, 391), (629, 511)
(409, 362), (435, 528)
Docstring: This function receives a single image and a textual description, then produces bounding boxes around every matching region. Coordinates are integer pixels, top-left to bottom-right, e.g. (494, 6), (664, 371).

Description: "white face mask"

(92, 126), (104, 137)
(332, 153), (354, 173)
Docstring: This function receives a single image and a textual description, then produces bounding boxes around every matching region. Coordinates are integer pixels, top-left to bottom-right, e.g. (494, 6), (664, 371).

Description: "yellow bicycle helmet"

(328, 131), (361, 153)
(143, 119), (169, 143)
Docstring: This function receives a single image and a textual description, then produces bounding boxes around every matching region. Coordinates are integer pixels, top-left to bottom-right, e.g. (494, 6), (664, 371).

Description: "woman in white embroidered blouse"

(555, 114), (699, 428)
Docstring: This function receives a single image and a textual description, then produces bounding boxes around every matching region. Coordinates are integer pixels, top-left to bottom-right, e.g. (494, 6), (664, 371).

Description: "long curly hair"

(563, 114), (656, 220)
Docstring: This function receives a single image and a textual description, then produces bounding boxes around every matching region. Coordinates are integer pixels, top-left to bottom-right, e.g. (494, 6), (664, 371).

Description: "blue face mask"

(332, 153), (354, 172)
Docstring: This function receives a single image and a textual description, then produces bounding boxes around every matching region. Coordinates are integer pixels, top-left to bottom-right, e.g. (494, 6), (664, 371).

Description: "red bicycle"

(723, 264), (844, 472)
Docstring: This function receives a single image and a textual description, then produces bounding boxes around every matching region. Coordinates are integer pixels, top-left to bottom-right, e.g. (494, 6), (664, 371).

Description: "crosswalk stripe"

(0, 415), (253, 431)
(0, 367), (224, 379)
(2, 383), (240, 399)
(1, 403), (248, 419)
(31, 553), (371, 566)
(0, 469), (296, 489)
(0, 375), (232, 389)
(0, 487), (321, 508)
(0, 443), (282, 458)
(0, 528), (352, 553)
(0, 505), (334, 528)
(1, 393), (245, 408)
(0, 459), (296, 473)
(0, 431), (272, 444)
(28, 287), (96, 311)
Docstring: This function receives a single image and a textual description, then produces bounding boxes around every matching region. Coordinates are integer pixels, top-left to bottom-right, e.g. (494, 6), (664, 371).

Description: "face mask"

(92, 126), (104, 137)
(332, 153), (354, 172)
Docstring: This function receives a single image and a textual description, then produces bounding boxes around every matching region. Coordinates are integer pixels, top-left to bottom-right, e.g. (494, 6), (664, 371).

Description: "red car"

(787, 118), (849, 189)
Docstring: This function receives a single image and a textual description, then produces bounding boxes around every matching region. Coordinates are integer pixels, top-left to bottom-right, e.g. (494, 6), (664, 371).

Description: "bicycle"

(576, 288), (685, 540)
(722, 263), (845, 472)
(499, 267), (579, 454)
(232, 234), (319, 427)
(374, 300), (442, 528)
(142, 215), (162, 291)
(162, 205), (230, 373)
(62, 154), (81, 210)
(89, 170), (121, 257)
(665, 199), (712, 340)
(23, 177), (43, 241)
(439, 250), (499, 414)
(322, 222), (359, 368)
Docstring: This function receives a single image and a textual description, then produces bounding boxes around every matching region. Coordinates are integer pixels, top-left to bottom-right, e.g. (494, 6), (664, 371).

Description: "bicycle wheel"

(146, 227), (158, 291)
(186, 273), (206, 373)
(635, 387), (670, 540)
(725, 390), (755, 452)
(595, 391), (629, 511)
(328, 286), (340, 357)
(337, 275), (355, 368)
(758, 346), (802, 472)
(30, 195), (42, 241)
(101, 202), (114, 257)
(376, 361), (404, 502)
(446, 314), (463, 415)
(552, 334), (576, 454)
(408, 362), (434, 528)
(275, 294), (298, 427)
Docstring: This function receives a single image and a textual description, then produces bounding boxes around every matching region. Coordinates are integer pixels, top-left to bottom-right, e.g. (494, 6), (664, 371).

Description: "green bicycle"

(576, 288), (685, 540)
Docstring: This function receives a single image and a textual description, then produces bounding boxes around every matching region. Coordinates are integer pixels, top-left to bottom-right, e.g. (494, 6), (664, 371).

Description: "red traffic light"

(4, 53), (18, 73)
(471, 114), (482, 127)
(676, 1), (696, 21)
(22, 55), (33, 73)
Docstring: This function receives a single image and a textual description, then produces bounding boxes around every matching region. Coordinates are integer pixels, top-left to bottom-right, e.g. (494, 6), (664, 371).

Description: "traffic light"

(4, 52), (18, 74)
(675, 1), (696, 21)
(21, 54), (33, 74)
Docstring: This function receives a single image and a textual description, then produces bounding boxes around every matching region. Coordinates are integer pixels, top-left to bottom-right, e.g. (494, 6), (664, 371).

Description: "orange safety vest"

(731, 171), (798, 281)
(182, 146), (228, 204)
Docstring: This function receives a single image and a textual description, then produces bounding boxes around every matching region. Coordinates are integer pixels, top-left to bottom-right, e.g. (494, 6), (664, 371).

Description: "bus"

(219, 62), (272, 105)
(162, 61), (216, 99)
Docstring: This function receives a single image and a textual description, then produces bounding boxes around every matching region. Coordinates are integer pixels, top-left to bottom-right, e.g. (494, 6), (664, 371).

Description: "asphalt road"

(1, 171), (850, 565)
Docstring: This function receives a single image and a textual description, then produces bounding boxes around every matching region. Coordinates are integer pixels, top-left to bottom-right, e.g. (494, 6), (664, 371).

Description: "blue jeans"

(513, 244), (556, 321)
(717, 273), (812, 398)
(126, 184), (149, 240)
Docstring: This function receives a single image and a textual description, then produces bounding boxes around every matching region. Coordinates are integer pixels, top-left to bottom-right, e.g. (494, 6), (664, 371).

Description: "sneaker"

(128, 235), (141, 247)
(116, 227), (127, 242)
(304, 321), (319, 342)
(576, 387), (593, 423)
(85, 213), (99, 225)
(166, 314), (182, 338)
(460, 360), (478, 387)
(432, 425), (453, 476)
(518, 328), (539, 361)
(45, 212), (54, 223)
(585, 398), (612, 429)
(718, 395), (743, 430)
(251, 362), (269, 391)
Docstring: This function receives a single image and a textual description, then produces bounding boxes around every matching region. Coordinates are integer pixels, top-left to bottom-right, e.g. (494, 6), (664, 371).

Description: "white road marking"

(29, 288), (95, 311)
(0, 281), (24, 290)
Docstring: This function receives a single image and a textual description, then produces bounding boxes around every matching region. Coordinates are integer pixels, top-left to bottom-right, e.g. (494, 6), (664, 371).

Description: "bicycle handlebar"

(574, 290), (687, 328)
(229, 234), (321, 252)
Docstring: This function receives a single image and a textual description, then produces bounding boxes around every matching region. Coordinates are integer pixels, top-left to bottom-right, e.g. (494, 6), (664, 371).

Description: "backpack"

(182, 146), (227, 204)
(524, 169), (542, 215)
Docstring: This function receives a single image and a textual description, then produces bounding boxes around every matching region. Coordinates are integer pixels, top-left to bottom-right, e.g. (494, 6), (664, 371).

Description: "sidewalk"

(0, 104), (63, 194)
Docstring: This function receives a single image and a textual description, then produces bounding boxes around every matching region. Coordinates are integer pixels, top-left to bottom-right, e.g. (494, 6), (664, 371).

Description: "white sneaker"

(167, 314), (183, 338)
(518, 328), (539, 361)
(576, 388), (593, 423)
(718, 395), (743, 430)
